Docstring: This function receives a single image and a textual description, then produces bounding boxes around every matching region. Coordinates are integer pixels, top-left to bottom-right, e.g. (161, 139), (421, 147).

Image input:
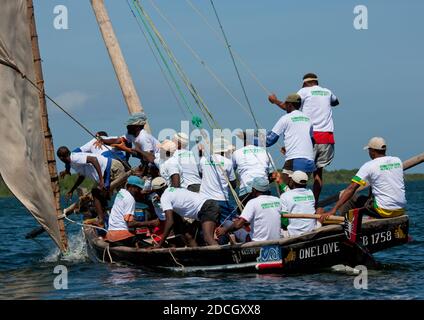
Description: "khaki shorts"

(110, 159), (126, 182)
(314, 144), (335, 169)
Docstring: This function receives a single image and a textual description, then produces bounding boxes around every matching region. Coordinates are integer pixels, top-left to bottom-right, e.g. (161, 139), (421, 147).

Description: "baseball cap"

(363, 137), (387, 151)
(290, 171), (308, 185)
(127, 175), (145, 189)
(152, 177), (167, 190)
(251, 177), (270, 192)
(285, 93), (301, 104)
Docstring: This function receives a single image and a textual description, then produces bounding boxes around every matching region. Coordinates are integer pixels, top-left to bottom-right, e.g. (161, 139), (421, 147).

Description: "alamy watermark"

(53, 265), (68, 290)
(353, 265), (368, 289)
(53, 5), (69, 30)
(353, 5), (368, 30)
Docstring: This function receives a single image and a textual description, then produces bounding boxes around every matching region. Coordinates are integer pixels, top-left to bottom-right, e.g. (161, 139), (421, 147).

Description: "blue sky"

(33, 0), (424, 172)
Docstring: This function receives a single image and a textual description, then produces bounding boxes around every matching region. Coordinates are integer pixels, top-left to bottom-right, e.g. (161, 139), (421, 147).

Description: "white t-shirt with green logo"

(160, 187), (207, 220)
(240, 195), (282, 241)
(199, 154), (236, 201)
(352, 156), (406, 210)
(297, 85), (338, 132)
(154, 156), (184, 187)
(173, 149), (201, 188)
(271, 110), (314, 161)
(108, 189), (135, 231)
(232, 145), (275, 190)
(280, 188), (317, 237)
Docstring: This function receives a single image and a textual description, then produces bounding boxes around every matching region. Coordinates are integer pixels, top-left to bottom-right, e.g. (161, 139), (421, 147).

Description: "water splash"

(42, 229), (88, 264)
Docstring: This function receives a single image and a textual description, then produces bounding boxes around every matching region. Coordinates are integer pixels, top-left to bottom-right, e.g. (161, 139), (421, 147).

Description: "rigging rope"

(126, 0), (189, 120)
(185, 0), (271, 95)
(129, 0), (245, 211)
(148, 0), (263, 131)
(131, 0), (218, 130)
(209, 0), (259, 130)
(146, 0), (280, 194)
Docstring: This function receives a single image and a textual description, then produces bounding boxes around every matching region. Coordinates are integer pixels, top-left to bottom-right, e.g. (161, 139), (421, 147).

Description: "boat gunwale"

(85, 215), (409, 254)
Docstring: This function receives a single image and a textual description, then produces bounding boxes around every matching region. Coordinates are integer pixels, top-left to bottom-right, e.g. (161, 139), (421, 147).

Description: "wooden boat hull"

(84, 215), (409, 273)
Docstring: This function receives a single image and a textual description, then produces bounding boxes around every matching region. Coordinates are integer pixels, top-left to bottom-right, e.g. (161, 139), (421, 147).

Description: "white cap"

(173, 132), (189, 147)
(152, 177), (167, 190)
(290, 171), (308, 185)
(363, 137), (387, 151)
(159, 140), (177, 153)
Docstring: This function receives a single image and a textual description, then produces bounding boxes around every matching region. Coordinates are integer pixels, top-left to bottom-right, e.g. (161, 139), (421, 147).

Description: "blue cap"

(125, 112), (147, 126)
(251, 177), (270, 192)
(127, 175), (145, 189)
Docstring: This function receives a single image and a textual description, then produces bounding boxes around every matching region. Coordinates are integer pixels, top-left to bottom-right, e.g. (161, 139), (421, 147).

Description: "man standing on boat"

(280, 171), (318, 237)
(97, 112), (160, 175)
(269, 73), (340, 202)
(172, 132), (202, 192)
(233, 130), (275, 204)
(151, 177), (220, 247)
(318, 137), (406, 221)
(56, 146), (125, 226)
(106, 176), (160, 247)
(216, 177), (281, 242)
(256, 93), (316, 190)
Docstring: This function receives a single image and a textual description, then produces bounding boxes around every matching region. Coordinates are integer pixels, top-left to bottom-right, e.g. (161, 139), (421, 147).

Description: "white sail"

(0, 0), (62, 248)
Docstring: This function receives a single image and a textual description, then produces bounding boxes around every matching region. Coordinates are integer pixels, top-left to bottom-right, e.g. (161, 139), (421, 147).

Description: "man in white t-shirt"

(57, 146), (124, 226)
(233, 130), (275, 202)
(319, 137), (406, 221)
(153, 140), (184, 188)
(152, 177), (220, 247)
(106, 176), (159, 247)
(255, 93), (316, 189)
(216, 177), (281, 242)
(269, 73), (340, 202)
(98, 113), (160, 176)
(60, 131), (128, 179)
(199, 138), (238, 224)
(172, 132), (202, 192)
(280, 171), (317, 237)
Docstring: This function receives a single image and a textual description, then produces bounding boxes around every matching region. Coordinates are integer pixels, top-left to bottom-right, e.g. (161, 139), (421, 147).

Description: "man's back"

(70, 152), (108, 182)
(160, 187), (207, 219)
(199, 154), (235, 201)
(173, 149), (201, 188)
(280, 188), (317, 236)
(271, 110), (314, 161)
(297, 85), (338, 132)
(353, 156), (406, 211)
(240, 195), (281, 241)
(232, 145), (273, 189)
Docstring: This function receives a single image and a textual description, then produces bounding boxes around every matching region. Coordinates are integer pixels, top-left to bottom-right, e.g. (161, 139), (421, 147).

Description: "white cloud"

(53, 90), (91, 110)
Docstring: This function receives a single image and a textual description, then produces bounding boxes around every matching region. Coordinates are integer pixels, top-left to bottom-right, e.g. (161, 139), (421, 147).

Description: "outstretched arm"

(268, 94), (286, 111)
(319, 182), (360, 222)
(157, 210), (174, 247)
(216, 217), (247, 237)
(67, 174), (85, 200)
(253, 131), (280, 148)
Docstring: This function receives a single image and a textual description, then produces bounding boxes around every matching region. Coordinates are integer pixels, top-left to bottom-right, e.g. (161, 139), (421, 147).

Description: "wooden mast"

(90, 0), (151, 132)
(26, 0), (68, 252)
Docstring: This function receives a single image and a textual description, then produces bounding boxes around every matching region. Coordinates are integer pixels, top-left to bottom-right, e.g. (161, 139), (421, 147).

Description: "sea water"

(0, 182), (423, 300)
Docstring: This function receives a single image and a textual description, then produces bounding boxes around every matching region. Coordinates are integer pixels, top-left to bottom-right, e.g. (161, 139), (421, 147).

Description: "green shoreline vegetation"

(1, 170), (424, 197)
